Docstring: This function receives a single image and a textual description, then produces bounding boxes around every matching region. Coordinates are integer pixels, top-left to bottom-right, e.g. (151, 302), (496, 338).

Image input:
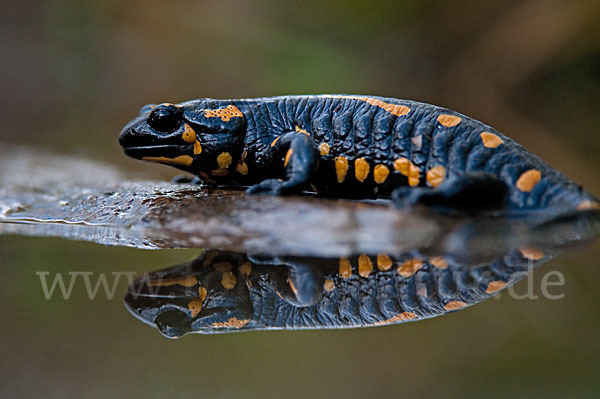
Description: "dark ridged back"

(244, 249), (552, 331)
(232, 95), (594, 208)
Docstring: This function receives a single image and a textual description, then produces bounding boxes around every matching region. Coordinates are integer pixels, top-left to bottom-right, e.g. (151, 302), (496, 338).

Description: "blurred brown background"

(1, 0), (600, 397)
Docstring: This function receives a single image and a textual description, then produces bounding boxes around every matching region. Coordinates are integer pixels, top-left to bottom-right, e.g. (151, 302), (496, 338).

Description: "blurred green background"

(1, 0), (600, 397)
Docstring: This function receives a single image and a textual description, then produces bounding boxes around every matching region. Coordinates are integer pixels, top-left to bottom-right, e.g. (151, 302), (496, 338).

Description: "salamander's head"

(118, 101), (246, 178)
(123, 250), (253, 338)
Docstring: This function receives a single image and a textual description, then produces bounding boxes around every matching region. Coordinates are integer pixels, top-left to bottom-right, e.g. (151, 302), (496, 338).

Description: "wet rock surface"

(1, 146), (599, 258)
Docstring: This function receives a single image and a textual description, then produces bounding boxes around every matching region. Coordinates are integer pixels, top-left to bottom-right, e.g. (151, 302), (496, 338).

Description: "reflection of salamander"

(119, 95), (599, 211)
(125, 248), (555, 338)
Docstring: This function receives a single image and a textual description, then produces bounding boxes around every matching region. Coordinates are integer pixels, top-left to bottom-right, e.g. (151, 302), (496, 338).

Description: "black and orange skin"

(124, 249), (554, 338)
(119, 95), (598, 211)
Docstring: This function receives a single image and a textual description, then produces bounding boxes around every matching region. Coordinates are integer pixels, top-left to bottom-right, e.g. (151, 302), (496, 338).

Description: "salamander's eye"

(147, 104), (182, 133)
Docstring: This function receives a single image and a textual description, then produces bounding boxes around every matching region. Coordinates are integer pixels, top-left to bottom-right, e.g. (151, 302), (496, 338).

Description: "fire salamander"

(119, 95), (599, 211)
(125, 248), (556, 338)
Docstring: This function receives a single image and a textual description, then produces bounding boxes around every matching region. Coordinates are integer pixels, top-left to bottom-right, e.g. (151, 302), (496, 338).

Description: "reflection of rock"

(125, 247), (558, 338)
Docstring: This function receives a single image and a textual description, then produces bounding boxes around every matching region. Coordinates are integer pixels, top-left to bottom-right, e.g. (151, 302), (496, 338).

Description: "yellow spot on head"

(221, 272), (237, 289)
(444, 300), (467, 311)
(426, 165), (446, 188)
(217, 152), (233, 169)
(188, 299), (203, 318)
(324, 279), (335, 292)
(319, 142), (330, 156)
(374, 164), (390, 184)
(520, 246), (544, 261)
(354, 158), (370, 182)
(577, 200), (600, 211)
(486, 280), (506, 294)
(284, 149), (293, 167)
(182, 123), (196, 143)
(213, 261), (233, 272)
(377, 253), (392, 271)
(142, 155), (193, 166)
(480, 132), (504, 148)
(148, 275), (198, 287)
(270, 136), (281, 147)
(295, 126), (310, 135)
(323, 95), (411, 117)
(339, 258), (352, 278)
(358, 254), (373, 277)
(193, 141), (202, 155)
(211, 317), (250, 329)
(335, 156), (349, 183)
(236, 162), (248, 175)
(437, 114), (462, 127)
(429, 256), (448, 269)
(516, 169), (541, 192)
(203, 105), (243, 122)
(397, 259), (423, 278)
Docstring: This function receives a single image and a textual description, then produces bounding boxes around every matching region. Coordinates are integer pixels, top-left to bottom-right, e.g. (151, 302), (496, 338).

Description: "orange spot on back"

(520, 247), (544, 261)
(324, 279), (335, 292)
(284, 149), (293, 167)
(480, 132), (504, 148)
(486, 281), (506, 294)
(374, 164), (390, 184)
(323, 95), (410, 117)
(444, 300), (467, 311)
(235, 162), (248, 175)
(373, 311), (417, 325)
(213, 261), (233, 272)
(188, 299), (203, 318)
(288, 279), (298, 295)
(211, 317), (249, 329)
(426, 166), (446, 188)
(429, 256), (448, 269)
(393, 158), (420, 186)
(354, 158), (370, 182)
(437, 114), (462, 127)
(516, 169), (541, 192)
(193, 141), (203, 155)
(217, 152), (233, 169)
(397, 259), (423, 277)
(578, 200), (600, 211)
(335, 156), (349, 183)
(221, 272), (237, 289)
(295, 126), (310, 135)
(377, 253), (393, 271)
(203, 105), (243, 122)
(198, 286), (207, 302)
(239, 262), (252, 279)
(358, 254), (373, 277)
(339, 258), (352, 278)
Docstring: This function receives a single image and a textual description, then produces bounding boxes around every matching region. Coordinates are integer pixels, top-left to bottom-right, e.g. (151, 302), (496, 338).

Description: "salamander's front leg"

(247, 131), (319, 195)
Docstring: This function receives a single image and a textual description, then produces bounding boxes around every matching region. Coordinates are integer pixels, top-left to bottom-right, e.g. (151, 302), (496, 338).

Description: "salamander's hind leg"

(392, 172), (508, 211)
(246, 131), (319, 195)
